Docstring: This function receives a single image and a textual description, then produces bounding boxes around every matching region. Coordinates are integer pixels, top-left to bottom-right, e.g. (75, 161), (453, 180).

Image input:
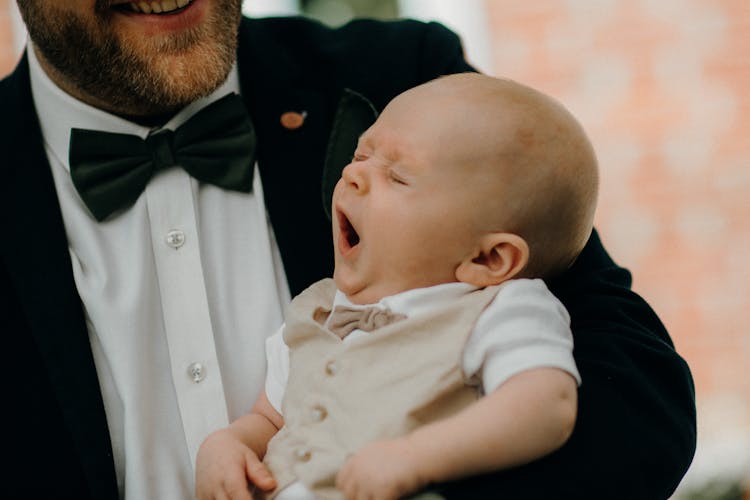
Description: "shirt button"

(165, 229), (185, 249)
(294, 448), (312, 462)
(311, 405), (328, 422)
(325, 360), (339, 376)
(187, 362), (206, 383)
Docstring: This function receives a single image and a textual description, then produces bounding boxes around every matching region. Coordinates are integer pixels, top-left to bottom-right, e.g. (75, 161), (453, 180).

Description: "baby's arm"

(336, 366), (577, 500)
(195, 391), (285, 500)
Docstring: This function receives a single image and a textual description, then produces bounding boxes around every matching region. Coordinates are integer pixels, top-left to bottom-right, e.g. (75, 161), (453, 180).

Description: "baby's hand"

(195, 428), (276, 500)
(336, 438), (427, 500)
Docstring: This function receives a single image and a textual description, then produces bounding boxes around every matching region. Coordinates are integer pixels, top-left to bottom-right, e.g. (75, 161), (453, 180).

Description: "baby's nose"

(341, 161), (369, 193)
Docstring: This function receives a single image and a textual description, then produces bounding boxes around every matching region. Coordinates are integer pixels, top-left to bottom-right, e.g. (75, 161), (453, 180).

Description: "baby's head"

(332, 73), (598, 304)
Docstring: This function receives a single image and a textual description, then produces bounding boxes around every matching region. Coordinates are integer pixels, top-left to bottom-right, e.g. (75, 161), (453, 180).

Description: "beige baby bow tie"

(327, 305), (407, 339)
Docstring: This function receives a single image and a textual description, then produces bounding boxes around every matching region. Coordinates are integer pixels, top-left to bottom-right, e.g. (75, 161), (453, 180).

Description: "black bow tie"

(69, 93), (256, 221)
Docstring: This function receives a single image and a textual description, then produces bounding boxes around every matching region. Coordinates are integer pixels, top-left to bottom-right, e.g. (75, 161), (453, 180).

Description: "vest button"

(294, 447), (312, 462)
(311, 405), (328, 421)
(325, 360), (339, 376)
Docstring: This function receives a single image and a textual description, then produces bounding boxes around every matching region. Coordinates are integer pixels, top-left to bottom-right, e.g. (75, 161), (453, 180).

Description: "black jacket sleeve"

(440, 231), (696, 499)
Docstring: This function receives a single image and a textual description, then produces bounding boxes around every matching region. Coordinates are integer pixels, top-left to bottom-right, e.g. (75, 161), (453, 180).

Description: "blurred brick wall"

(483, 0), (750, 493)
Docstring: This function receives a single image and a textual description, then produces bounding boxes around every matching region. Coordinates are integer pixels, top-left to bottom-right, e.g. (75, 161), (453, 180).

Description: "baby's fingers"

(220, 469), (254, 500)
(245, 451), (277, 492)
(335, 461), (360, 499)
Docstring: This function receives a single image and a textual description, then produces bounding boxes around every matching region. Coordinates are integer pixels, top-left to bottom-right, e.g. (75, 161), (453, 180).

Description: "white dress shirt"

(27, 44), (290, 499)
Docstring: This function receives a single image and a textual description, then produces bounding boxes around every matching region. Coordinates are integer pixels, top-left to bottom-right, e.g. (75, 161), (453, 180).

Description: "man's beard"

(17, 0), (243, 117)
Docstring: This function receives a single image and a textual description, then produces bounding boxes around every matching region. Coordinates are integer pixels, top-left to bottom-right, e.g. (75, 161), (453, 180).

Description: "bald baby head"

(393, 73), (599, 278)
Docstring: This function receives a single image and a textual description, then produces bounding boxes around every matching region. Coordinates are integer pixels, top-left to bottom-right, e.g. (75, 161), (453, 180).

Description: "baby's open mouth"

(337, 209), (360, 252)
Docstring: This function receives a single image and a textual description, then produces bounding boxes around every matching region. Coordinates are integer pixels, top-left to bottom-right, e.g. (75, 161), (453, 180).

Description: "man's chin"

(120, 40), (234, 115)
(107, 0), (241, 115)
(103, 19), (237, 115)
(70, 47), (232, 118)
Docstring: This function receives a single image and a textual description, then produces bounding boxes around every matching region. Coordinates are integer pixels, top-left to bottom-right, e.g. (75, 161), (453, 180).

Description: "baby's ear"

(455, 233), (529, 287)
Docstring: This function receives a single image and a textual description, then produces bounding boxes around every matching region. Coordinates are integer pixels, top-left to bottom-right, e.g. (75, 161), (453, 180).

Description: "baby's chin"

(333, 279), (369, 305)
(332, 274), (385, 305)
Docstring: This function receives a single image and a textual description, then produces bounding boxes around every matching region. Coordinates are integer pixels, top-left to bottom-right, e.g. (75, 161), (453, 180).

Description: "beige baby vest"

(263, 278), (499, 499)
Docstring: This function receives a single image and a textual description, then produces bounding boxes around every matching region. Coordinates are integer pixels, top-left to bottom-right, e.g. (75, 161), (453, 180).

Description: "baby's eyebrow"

(356, 131), (374, 148)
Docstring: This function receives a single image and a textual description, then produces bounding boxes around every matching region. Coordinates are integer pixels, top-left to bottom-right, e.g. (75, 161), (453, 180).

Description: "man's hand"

(195, 428), (277, 500)
(336, 438), (428, 500)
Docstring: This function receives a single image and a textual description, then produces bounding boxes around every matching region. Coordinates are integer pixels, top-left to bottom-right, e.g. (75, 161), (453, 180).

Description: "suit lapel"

(0, 56), (118, 499)
(236, 18), (378, 296)
(320, 88), (379, 220)
(237, 18), (337, 296)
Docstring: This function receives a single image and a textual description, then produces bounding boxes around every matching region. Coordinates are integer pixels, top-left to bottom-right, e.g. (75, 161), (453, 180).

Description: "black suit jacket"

(0, 16), (695, 499)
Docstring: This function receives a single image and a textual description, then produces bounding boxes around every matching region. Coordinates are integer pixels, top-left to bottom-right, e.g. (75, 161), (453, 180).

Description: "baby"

(196, 72), (599, 500)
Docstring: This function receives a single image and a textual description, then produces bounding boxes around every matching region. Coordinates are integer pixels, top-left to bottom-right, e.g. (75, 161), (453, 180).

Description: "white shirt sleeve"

(462, 279), (581, 394)
(264, 324), (290, 415)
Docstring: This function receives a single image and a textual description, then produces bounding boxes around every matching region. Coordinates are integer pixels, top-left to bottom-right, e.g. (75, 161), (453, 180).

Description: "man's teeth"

(128, 0), (191, 14)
